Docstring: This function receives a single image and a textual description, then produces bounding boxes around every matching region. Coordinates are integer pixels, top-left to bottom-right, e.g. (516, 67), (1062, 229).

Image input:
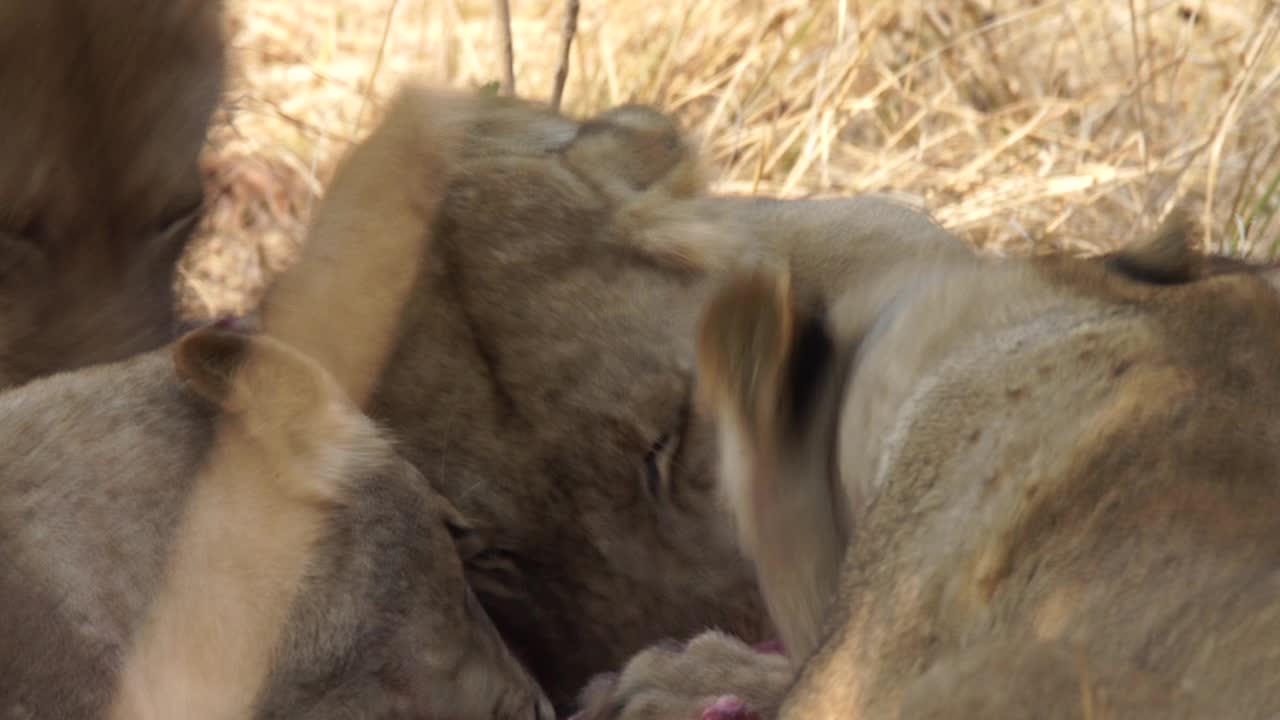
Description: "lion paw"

(571, 630), (791, 720)
(700, 695), (760, 720)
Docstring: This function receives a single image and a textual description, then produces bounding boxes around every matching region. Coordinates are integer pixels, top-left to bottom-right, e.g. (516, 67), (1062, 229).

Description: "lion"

(0, 7), (990, 708)
(258, 84), (977, 716)
(0, 5), (760, 705)
(0, 332), (553, 719)
(108, 325), (390, 720)
(0, 0), (224, 390)
(343, 101), (977, 708)
(360, 147), (987, 708)
(0, 81), (555, 718)
(255, 89), (768, 708)
(576, 209), (1280, 718)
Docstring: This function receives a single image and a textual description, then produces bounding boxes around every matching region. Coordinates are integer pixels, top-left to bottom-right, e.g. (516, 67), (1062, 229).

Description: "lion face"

(367, 110), (770, 705)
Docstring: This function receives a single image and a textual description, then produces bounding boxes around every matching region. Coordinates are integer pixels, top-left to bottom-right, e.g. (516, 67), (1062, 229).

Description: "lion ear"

(695, 263), (839, 446)
(1110, 207), (1202, 284)
(696, 264), (795, 429)
(172, 326), (253, 410)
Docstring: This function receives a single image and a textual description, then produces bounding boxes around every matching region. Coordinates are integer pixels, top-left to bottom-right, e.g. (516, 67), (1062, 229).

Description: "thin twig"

(492, 0), (516, 96)
(352, 0), (400, 137)
(550, 0), (581, 112)
(1126, 0), (1151, 217)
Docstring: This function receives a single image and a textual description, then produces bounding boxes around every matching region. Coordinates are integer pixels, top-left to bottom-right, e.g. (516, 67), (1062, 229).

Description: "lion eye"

(462, 546), (525, 601)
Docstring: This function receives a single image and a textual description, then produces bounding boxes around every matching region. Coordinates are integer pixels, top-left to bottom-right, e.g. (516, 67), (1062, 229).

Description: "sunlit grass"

(179, 0), (1280, 319)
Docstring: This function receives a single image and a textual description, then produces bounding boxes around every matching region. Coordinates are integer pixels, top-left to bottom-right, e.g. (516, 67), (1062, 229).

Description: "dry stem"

(550, 0), (580, 111)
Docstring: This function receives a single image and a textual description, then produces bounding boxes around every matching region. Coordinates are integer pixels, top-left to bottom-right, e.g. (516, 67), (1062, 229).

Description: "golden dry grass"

(179, 0), (1280, 320)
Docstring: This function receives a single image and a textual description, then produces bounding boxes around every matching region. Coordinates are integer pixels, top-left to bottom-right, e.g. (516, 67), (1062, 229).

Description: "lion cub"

(108, 324), (383, 720)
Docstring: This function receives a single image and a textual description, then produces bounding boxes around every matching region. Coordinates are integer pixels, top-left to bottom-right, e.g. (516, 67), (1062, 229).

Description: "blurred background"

(178, 0), (1280, 320)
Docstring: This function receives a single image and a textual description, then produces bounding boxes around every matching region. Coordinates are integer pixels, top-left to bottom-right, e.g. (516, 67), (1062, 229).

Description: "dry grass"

(179, 0), (1280, 320)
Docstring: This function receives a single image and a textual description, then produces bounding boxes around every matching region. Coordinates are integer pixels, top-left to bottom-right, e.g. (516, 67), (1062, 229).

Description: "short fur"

(354, 97), (783, 709)
(0, 0), (225, 389)
(256, 85), (459, 409)
(559, 104), (730, 272)
(581, 215), (1280, 718)
(0, 350), (551, 719)
(563, 104), (707, 201)
(695, 266), (847, 662)
(108, 328), (382, 719)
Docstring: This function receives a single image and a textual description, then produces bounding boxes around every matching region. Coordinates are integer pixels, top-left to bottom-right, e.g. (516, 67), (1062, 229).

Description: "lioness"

(1, 83), (555, 718)
(0, 0), (759, 704)
(355, 105), (984, 706)
(0, 334), (552, 719)
(108, 325), (390, 720)
(0, 1), (990, 707)
(578, 212), (1280, 718)
(0, 0), (223, 390)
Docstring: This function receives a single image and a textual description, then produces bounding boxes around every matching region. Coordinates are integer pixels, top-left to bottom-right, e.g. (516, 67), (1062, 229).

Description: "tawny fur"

(109, 328), (382, 720)
(583, 214), (1280, 719)
(695, 266), (846, 661)
(108, 84), (558, 719)
(356, 101), (967, 707)
(284, 105), (968, 711)
(257, 84), (462, 409)
(562, 104), (707, 201)
(358, 97), (782, 708)
(559, 104), (748, 273)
